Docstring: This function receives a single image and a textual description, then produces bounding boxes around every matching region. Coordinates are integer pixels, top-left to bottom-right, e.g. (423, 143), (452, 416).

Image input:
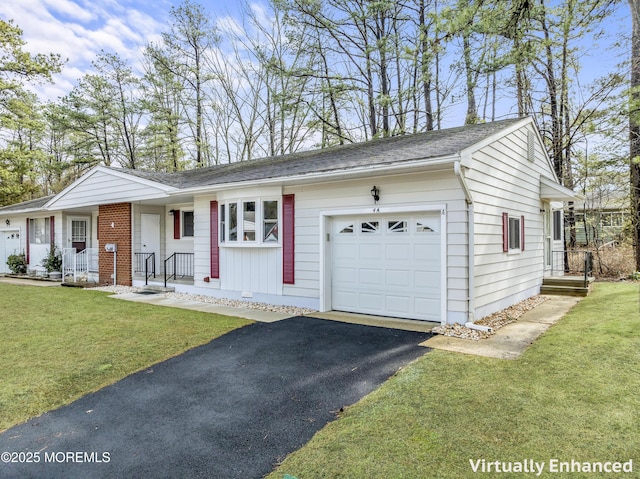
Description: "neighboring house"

(566, 192), (628, 246)
(0, 117), (577, 324)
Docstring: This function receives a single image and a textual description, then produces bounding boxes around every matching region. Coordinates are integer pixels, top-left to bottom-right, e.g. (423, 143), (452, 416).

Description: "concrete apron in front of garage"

(111, 289), (580, 359)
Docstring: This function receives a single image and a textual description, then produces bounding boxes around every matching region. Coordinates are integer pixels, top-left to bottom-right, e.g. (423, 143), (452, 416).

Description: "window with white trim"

(553, 210), (562, 241)
(508, 216), (521, 250)
(263, 201), (278, 242)
(220, 199), (279, 245)
(183, 211), (194, 237)
(29, 218), (50, 244)
(243, 201), (256, 241)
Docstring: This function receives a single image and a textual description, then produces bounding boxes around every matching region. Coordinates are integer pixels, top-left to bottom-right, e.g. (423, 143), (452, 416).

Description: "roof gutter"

(169, 155), (461, 197)
(454, 160), (477, 326)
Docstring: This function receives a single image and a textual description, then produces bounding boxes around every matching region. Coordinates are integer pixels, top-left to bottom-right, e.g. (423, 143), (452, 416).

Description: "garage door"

(331, 213), (442, 322)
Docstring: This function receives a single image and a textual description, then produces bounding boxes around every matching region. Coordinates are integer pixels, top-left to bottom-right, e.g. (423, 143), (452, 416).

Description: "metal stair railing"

(134, 252), (156, 285)
(164, 252), (194, 287)
(551, 250), (594, 288)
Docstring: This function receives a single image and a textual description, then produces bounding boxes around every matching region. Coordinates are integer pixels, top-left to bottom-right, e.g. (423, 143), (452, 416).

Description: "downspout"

(454, 161), (492, 332)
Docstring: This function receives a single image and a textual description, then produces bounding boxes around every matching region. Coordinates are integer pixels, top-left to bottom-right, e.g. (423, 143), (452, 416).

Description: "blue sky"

(0, 0), (249, 100)
(0, 0), (633, 118)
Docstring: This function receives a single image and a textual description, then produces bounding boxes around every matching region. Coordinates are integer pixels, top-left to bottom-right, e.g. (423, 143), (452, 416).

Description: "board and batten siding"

(193, 194), (282, 295)
(284, 171), (469, 322)
(466, 124), (554, 319)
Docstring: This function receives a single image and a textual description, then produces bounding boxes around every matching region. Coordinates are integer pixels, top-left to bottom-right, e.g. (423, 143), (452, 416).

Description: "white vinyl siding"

(48, 169), (172, 210)
(284, 171), (467, 323)
(193, 196), (219, 288)
(465, 124), (550, 319)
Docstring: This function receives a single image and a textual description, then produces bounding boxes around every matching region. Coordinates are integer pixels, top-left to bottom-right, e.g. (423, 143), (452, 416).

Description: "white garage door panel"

(386, 295), (411, 315)
(359, 243), (382, 259)
(359, 292), (385, 310)
(386, 269), (410, 287)
(331, 213), (442, 321)
(360, 268), (383, 285)
(385, 244), (412, 261)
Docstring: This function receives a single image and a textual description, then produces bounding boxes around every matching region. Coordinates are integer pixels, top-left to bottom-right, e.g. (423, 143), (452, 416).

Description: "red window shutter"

(521, 215), (525, 251)
(502, 212), (509, 252)
(50, 215), (55, 247)
(26, 218), (30, 264)
(210, 201), (219, 279)
(173, 209), (180, 240)
(282, 194), (295, 284)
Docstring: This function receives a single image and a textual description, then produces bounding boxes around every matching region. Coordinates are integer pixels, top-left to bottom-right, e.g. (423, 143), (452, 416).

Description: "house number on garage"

(372, 208), (380, 213)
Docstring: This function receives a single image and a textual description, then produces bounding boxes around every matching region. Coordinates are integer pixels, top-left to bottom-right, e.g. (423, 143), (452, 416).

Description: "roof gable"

(45, 166), (177, 210)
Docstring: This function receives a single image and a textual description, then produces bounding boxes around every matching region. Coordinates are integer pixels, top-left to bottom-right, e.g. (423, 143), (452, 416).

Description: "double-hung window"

(182, 211), (194, 237)
(502, 213), (525, 252)
(508, 216), (521, 250)
(220, 199), (279, 245)
(553, 210), (562, 241)
(29, 218), (50, 244)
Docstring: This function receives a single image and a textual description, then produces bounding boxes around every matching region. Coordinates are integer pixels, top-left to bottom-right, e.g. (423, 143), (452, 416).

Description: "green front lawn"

(269, 282), (640, 479)
(0, 284), (251, 432)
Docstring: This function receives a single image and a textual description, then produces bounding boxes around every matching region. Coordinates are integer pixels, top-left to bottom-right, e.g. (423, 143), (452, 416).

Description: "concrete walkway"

(422, 295), (582, 359)
(0, 276), (61, 287)
(110, 292), (294, 322)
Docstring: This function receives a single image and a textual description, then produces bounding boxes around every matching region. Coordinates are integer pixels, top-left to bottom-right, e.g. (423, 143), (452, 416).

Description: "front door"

(70, 219), (88, 252)
(141, 214), (161, 271)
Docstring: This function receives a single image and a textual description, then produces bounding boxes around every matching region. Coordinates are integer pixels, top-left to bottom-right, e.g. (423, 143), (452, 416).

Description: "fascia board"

(169, 155), (461, 196)
(44, 166), (178, 209)
(458, 117), (532, 161)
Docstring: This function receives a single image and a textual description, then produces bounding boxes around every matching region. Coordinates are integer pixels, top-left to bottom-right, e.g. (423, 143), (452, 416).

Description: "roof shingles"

(117, 118), (525, 189)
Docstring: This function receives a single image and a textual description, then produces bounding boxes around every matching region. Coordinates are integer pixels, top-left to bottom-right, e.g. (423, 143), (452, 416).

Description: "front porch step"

(540, 284), (590, 297)
(142, 285), (175, 293)
(541, 276), (594, 297)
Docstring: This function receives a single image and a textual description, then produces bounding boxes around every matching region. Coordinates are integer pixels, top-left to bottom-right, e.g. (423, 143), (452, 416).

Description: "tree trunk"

(462, 33), (478, 124)
(630, 0), (640, 271)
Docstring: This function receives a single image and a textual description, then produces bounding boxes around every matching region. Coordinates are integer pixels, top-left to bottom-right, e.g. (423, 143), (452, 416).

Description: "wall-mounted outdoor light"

(169, 209), (176, 216)
(371, 185), (380, 204)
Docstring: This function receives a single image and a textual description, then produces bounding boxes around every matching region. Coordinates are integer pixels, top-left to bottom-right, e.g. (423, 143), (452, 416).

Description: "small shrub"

(590, 243), (635, 278)
(7, 253), (27, 274)
(41, 246), (62, 273)
(629, 271), (640, 281)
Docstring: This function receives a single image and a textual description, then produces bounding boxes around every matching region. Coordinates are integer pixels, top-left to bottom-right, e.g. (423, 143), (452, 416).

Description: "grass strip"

(269, 282), (640, 479)
(0, 284), (251, 431)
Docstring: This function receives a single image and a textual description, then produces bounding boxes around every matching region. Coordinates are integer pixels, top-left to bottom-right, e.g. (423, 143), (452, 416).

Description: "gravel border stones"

(86, 285), (316, 316)
(431, 295), (548, 341)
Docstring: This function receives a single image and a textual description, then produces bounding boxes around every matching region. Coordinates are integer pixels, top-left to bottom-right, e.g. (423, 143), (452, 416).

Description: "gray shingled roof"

(0, 195), (54, 213)
(116, 118), (526, 189)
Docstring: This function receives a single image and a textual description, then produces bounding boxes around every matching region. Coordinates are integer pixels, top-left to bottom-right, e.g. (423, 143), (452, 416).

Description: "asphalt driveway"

(0, 316), (431, 479)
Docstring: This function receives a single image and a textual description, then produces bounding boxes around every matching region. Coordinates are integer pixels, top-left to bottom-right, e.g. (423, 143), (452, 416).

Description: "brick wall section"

(98, 203), (132, 286)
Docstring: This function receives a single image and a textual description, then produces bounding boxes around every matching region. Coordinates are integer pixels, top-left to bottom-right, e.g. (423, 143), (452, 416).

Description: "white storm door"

(141, 214), (161, 270)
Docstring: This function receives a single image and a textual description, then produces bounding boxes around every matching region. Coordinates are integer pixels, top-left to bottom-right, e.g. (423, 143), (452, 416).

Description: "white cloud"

(0, 0), (165, 101)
